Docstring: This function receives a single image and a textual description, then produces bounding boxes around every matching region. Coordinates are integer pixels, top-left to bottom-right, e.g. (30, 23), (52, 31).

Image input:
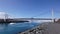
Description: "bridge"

(0, 9), (57, 23)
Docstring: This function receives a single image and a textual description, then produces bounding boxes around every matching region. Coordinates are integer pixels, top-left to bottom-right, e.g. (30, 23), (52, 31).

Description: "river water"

(0, 22), (40, 34)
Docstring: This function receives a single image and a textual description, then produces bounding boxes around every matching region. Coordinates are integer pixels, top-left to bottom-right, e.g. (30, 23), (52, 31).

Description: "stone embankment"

(18, 22), (49, 34)
(19, 22), (60, 34)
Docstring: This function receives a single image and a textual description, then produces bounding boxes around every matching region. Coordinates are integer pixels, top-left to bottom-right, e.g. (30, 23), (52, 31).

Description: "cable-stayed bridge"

(0, 14), (54, 23)
(0, 12), (55, 23)
(0, 10), (57, 23)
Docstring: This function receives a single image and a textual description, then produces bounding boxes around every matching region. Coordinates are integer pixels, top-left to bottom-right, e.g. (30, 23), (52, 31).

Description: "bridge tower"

(4, 13), (8, 22)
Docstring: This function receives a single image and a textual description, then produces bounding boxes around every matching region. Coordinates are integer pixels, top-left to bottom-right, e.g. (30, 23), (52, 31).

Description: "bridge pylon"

(3, 12), (8, 22)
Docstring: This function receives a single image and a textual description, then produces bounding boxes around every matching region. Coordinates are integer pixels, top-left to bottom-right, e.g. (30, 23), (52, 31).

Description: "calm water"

(0, 22), (40, 34)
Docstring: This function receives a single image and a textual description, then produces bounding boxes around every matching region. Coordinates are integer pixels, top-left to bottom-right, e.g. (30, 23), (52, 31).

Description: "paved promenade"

(18, 23), (60, 34)
(44, 23), (60, 34)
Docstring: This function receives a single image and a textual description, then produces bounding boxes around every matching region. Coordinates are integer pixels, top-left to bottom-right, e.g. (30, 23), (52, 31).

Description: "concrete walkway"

(44, 23), (60, 34)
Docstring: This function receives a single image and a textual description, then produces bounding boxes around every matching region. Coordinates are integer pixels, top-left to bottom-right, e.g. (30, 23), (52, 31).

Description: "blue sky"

(0, 0), (60, 18)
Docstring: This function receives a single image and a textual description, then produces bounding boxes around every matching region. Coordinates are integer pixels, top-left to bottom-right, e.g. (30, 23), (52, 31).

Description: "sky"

(0, 0), (60, 18)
